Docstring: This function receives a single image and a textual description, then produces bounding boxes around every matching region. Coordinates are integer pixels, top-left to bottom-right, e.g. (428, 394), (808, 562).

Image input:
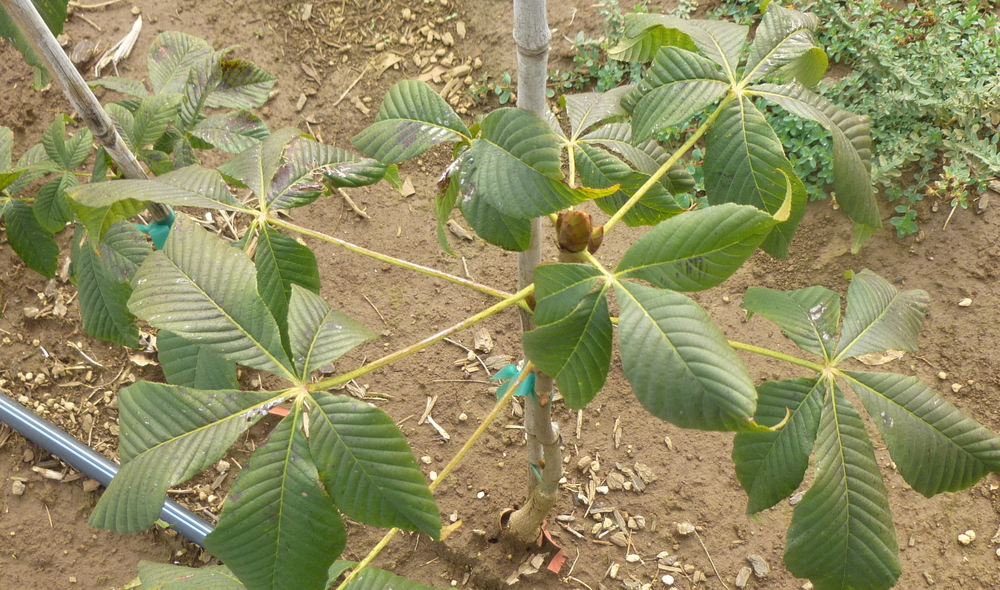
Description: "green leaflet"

(703, 95), (807, 258)
(580, 122), (695, 194)
(137, 562), (244, 589)
(71, 223), (150, 347)
(623, 47), (730, 142)
(148, 32), (214, 95)
(89, 383), (277, 534)
(615, 203), (775, 291)
(0, 0), (68, 88)
(128, 217), (294, 379)
(743, 4), (822, 85)
(287, 285), (376, 378)
(733, 378), (823, 514)
(205, 405), (347, 590)
(205, 59), (277, 109)
(343, 567), (440, 590)
(523, 264), (612, 409)
(618, 13), (748, 79)
(33, 173), (77, 233)
(218, 128), (303, 201)
(351, 80), (470, 164)
(615, 281), (757, 430)
(575, 144), (683, 227)
(2, 199), (58, 277)
(256, 225), (322, 354)
(845, 371), (1000, 497)
(41, 116), (92, 171)
(308, 392), (441, 538)
(190, 110), (270, 154)
(456, 169), (532, 251)
(741, 285), (840, 361)
(269, 137), (386, 209)
(157, 330), (239, 390)
(835, 269), (929, 361)
(563, 86), (632, 139)
(785, 382), (900, 590)
(70, 165), (247, 212)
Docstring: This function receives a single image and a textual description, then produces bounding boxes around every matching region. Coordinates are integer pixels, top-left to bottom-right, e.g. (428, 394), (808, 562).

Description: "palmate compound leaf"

(41, 116), (93, 171)
(137, 562), (244, 590)
(785, 381), (901, 590)
(458, 108), (593, 219)
(845, 371), (1000, 497)
(742, 4), (822, 86)
(574, 144), (684, 227)
(615, 203), (777, 292)
(268, 136), (387, 210)
(70, 165), (250, 222)
(343, 567), (439, 590)
(308, 392), (441, 538)
(741, 285), (840, 361)
(256, 225), (321, 354)
(148, 32), (213, 95)
(623, 47), (730, 143)
(617, 13), (748, 79)
(835, 269), (929, 362)
(288, 284), (376, 379)
(204, 404), (347, 590)
(2, 199), (59, 277)
(733, 378), (823, 514)
(563, 86), (632, 139)
(89, 383), (278, 533)
(351, 80), (470, 164)
(128, 217), (294, 379)
(703, 95), (807, 258)
(71, 223), (150, 348)
(523, 264), (612, 409)
(157, 330), (239, 390)
(750, 82), (881, 240)
(614, 280), (757, 430)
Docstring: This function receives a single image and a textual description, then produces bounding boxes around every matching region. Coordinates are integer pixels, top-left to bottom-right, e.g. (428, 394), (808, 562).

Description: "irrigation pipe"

(0, 392), (213, 546)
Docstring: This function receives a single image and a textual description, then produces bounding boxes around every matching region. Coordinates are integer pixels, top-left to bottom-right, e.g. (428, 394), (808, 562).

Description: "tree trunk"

(0, 0), (170, 221)
(508, 0), (561, 543)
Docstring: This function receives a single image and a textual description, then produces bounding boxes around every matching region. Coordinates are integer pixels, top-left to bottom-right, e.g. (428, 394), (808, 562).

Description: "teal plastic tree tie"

(136, 211), (177, 249)
(491, 363), (536, 402)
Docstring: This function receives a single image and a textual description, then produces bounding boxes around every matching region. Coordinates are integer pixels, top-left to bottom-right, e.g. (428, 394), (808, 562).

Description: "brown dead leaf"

(856, 350), (905, 366)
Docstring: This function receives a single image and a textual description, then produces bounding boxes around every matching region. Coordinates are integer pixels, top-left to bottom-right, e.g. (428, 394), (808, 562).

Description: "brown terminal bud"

(588, 225), (605, 254)
(557, 210), (593, 253)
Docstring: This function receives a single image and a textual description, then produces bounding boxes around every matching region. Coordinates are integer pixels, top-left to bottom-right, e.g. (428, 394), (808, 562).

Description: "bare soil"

(2, 0), (1000, 589)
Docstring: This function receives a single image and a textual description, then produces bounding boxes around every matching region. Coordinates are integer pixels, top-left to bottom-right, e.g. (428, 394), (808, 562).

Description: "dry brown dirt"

(2, 0), (1000, 589)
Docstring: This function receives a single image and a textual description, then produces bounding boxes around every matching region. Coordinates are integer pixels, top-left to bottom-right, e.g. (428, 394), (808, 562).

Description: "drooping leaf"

(137, 562), (243, 590)
(703, 95), (806, 258)
(128, 217), (294, 378)
(743, 4), (821, 85)
(33, 173), (77, 233)
(343, 567), (439, 590)
(751, 82), (880, 229)
(576, 144), (683, 227)
(785, 382), (900, 590)
(157, 330), (239, 390)
(69, 196), (146, 243)
(733, 378), (823, 514)
(619, 14), (747, 78)
(2, 199), (58, 277)
(189, 110), (269, 153)
(89, 76), (151, 98)
(256, 224), (321, 353)
(524, 265), (612, 410)
(741, 285), (840, 360)
(41, 116), (93, 172)
(309, 392), (441, 537)
(458, 108), (590, 218)
(780, 46), (828, 88)
(70, 165), (248, 212)
(846, 371), (1000, 497)
(608, 19), (697, 63)
(218, 128), (302, 200)
(835, 269), (929, 361)
(205, 59), (277, 109)
(148, 32), (213, 95)
(623, 47), (730, 142)
(564, 86), (632, 139)
(615, 203), (775, 291)
(71, 223), (149, 347)
(351, 80), (470, 164)
(89, 382), (277, 533)
(0, 0), (68, 88)
(272, 137), (386, 209)
(287, 285), (375, 379)
(615, 281), (757, 430)
(205, 405), (347, 590)
(580, 123), (695, 193)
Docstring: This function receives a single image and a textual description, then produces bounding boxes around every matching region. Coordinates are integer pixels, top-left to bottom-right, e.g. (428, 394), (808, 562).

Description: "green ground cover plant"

(3, 2), (1000, 590)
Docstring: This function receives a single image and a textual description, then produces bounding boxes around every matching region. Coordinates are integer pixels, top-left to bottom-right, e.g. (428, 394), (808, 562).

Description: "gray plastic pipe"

(0, 392), (213, 546)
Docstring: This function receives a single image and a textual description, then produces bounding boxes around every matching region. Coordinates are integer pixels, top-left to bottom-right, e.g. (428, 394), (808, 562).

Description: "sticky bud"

(557, 210), (593, 253)
(588, 225), (604, 254)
